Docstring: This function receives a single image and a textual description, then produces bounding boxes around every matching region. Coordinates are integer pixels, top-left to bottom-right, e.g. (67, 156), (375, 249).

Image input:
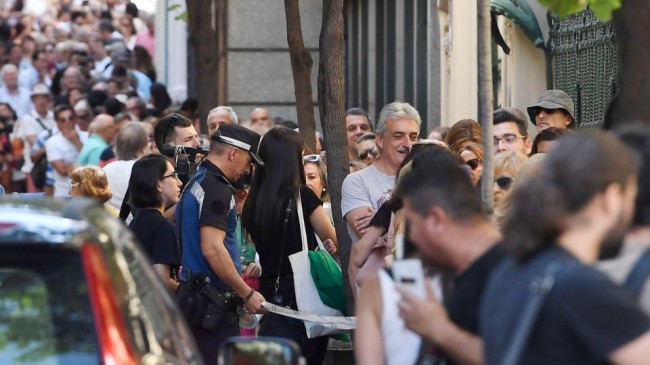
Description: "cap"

(211, 124), (264, 166)
(527, 90), (576, 126)
(31, 83), (51, 98)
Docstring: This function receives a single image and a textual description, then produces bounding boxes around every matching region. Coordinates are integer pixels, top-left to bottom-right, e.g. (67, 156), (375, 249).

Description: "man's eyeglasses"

(495, 176), (515, 190)
(358, 148), (378, 161)
(159, 171), (179, 181)
(466, 158), (481, 170)
(162, 114), (182, 144)
(303, 154), (322, 163)
(493, 133), (525, 147)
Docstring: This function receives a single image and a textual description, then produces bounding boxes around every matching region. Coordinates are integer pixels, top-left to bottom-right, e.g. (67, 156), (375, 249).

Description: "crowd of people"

(2, 2), (650, 365)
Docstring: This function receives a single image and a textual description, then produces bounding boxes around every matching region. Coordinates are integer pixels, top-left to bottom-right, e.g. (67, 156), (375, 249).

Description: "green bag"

(308, 247), (347, 315)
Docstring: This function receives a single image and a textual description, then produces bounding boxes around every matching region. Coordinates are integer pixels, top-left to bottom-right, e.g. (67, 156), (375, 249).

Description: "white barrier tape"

(262, 302), (356, 330)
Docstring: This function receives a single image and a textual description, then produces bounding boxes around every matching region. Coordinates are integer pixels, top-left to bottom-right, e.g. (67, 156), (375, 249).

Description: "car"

(0, 197), (203, 365)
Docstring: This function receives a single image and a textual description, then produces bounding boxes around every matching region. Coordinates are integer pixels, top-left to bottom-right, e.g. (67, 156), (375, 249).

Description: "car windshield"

(0, 245), (99, 365)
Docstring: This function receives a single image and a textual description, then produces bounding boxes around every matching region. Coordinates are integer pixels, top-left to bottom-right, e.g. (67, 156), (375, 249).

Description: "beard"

(599, 209), (631, 260)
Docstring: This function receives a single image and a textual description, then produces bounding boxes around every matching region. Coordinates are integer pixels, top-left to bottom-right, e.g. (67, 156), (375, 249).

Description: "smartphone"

(392, 258), (426, 299)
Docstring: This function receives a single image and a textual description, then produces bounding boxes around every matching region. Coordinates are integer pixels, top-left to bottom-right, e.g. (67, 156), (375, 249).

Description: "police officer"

(176, 124), (265, 364)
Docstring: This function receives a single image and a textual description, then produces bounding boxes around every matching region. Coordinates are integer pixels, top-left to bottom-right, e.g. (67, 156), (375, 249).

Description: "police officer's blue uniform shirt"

(177, 159), (241, 290)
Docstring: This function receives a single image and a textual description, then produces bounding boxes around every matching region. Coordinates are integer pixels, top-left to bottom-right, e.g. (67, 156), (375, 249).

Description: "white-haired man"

(207, 106), (238, 137)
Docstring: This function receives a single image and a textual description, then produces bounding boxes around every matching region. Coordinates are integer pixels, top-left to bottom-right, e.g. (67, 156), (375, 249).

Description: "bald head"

(1, 64), (18, 89)
(250, 107), (272, 128)
(89, 114), (117, 143)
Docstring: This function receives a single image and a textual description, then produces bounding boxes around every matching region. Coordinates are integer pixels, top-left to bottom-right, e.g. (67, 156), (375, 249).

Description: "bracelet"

(243, 288), (255, 303)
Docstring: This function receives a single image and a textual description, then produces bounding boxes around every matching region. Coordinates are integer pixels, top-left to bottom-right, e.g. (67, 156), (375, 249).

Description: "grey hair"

(208, 106), (239, 124)
(376, 101), (422, 134)
(115, 122), (149, 160)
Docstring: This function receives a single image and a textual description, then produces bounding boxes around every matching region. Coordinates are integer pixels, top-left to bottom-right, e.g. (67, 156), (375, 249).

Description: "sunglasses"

(303, 154), (322, 163)
(358, 148), (378, 161)
(159, 171), (179, 181)
(466, 158), (481, 170)
(495, 176), (515, 190)
(162, 114), (182, 144)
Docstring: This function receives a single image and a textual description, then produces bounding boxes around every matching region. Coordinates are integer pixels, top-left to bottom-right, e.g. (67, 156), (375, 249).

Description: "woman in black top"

(127, 154), (182, 291)
(242, 127), (337, 365)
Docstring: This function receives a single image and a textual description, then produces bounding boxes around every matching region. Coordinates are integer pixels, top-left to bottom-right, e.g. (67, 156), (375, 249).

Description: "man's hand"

(397, 278), (450, 343)
(62, 128), (83, 149)
(243, 263), (261, 278)
(322, 238), (337, 254)
(245, 290), (267, 314)
(354, 207), (376, 235)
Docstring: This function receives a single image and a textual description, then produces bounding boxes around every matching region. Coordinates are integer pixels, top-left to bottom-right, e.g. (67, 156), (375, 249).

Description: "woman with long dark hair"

(127, 154), (182, 291)
(242, 127), (336, 365)
(149, 82), (172, 117)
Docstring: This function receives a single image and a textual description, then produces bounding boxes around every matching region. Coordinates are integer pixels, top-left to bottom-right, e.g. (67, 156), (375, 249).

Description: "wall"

(227, 0), (322, 125)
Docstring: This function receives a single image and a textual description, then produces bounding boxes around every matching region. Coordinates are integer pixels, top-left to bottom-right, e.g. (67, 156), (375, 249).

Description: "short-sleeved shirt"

(481, 246), (650, 365)
(446, 245), (505, 338)
(129, 208), (180, 269)
(341, 164), (395, 241)
(250, 186), (322, 305)
(176, 160), (240, 291)
(44, 128), (88, 197)
(78, 133), (109, 166)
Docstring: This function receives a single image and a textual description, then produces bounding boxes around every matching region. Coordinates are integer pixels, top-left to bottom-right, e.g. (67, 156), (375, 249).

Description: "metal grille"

(549, 9), (619, 128)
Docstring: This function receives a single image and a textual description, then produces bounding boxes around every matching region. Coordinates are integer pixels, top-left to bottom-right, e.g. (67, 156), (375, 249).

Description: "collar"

(202, 159), (231, 183)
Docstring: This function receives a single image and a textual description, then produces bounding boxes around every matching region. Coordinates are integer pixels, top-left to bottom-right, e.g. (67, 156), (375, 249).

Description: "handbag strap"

(622, 247), (650, 300)
(274, 196), (294, 294)
(296, 191), (309, 252)
(499, 262), (560, 365)
(33, 115), (51, 137)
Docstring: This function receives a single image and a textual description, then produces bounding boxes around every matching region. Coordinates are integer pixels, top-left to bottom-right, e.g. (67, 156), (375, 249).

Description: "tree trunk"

(318, 0), (352, 312)
(285, 0), (317, 152)
(186, 0), (228, 133)
(605, 0), (650, 129)
(478, 0), (494, 215)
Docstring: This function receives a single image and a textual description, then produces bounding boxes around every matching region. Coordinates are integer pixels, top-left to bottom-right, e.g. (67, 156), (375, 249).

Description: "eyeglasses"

(159, 171), (179, 181)
(303, 154), (322, 163)
(495, 176), (515, 190)
(162, 114), (182, 145)
(358, 148), (378, 161)
(466, 158), (481, 170)
(493, 133), (525, 147)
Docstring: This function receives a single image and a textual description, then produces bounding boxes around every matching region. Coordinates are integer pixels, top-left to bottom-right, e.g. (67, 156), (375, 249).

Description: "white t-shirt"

(16, 110), (55, 173)
(103, 159), (137, 211)
(341, 164), (395, 242)
(45, 128), (88, 197)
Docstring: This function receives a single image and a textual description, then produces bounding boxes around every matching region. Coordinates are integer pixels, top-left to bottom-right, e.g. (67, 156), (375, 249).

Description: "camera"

(0, 116), (13, 134)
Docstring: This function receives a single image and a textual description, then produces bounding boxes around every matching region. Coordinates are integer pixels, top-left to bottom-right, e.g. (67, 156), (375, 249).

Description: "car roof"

(0, 197), (102, 246)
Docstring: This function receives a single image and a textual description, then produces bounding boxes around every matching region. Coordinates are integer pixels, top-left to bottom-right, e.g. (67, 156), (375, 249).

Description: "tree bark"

(285, 0), (317, 152)
(605, 0), (650, 129)
(186, 0), (228, 133)
(318, 0), (353, 312)
(478, 0), (494, 215)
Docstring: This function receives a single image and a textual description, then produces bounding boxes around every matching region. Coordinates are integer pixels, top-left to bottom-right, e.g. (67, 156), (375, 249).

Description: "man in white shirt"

(0, 64), (32, 118)
(103, 121), (150, 212)
(45, 105), (88, 197)
(15, 83), (55, 192)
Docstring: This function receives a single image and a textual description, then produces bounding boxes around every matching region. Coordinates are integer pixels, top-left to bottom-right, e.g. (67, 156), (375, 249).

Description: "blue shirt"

(176, 160), (240, 290)
(78, 134), (109, 166)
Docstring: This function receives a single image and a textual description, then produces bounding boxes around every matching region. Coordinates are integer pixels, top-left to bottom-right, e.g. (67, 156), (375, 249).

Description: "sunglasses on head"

(495, 176), (515, 190)
(303, 154), (322, 163)
(466, 158), (481, 170)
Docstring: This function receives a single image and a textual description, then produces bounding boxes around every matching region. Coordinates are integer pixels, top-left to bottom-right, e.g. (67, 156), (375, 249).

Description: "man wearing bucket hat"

(176, 123), (266, 363)
(527, 89), (577, 132)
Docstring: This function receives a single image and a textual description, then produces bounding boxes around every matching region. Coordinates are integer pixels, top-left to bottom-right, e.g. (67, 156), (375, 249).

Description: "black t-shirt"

(482, 246), (650, 365)
(254, 186), (322, 304)
(446, 244), (506, 335)
(129, 209), (181, 269)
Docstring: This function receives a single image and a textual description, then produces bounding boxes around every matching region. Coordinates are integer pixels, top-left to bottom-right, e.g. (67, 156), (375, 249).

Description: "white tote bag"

(288, 192), (346, 338)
